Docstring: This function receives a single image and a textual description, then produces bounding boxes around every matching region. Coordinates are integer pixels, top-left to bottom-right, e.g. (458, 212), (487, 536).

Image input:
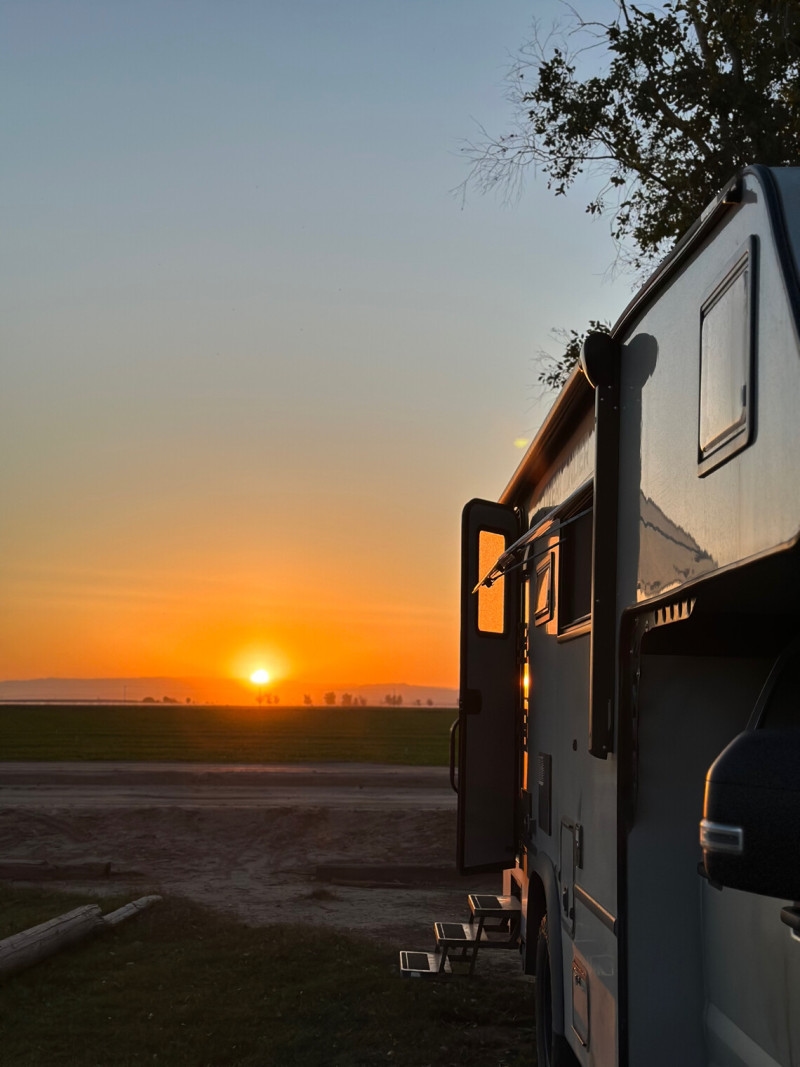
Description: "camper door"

(456, 499), (522, 873)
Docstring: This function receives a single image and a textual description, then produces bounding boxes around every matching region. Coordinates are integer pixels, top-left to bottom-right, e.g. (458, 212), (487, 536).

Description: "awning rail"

(473, 502), (593, 592)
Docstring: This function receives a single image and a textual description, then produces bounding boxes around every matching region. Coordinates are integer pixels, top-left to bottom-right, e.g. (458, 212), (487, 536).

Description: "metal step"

(434, 921), (479, 947)
(399, 950), (451, 977)
(467, 893), (521, 920)
(467, 893), (522, 944)
(432, 921), (481, 975)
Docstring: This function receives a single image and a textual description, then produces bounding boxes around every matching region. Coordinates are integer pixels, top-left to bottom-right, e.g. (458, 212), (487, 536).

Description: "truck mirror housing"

(701, 729), (800, 900)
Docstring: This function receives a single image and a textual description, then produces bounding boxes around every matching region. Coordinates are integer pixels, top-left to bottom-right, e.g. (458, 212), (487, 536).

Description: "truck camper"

(402, 166), (800, 1066)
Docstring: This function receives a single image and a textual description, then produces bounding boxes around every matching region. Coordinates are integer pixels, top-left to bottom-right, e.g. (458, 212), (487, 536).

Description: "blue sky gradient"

(1, 0), (632, 693)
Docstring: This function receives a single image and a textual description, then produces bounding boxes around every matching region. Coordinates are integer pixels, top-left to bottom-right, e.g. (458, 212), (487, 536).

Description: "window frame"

(697, 236), (758, 477)
(556, 488), (594, 640)
(533, 551), (555, 626)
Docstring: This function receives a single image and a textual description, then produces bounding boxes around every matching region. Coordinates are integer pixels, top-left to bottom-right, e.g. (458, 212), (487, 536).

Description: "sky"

(1, 0), (632, 701)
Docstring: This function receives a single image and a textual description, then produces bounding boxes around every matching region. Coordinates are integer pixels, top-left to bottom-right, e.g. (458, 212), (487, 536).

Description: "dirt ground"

(0, 762), (505, 951)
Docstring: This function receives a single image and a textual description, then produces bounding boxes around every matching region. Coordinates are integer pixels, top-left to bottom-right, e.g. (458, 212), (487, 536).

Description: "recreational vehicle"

(402, 166), (800, 1066)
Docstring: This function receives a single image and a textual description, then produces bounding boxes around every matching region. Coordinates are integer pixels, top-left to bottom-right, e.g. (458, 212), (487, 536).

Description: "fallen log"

(0, 905), (103, 979)
(103, 895), (162, 927)
(0, 895), (162, 979)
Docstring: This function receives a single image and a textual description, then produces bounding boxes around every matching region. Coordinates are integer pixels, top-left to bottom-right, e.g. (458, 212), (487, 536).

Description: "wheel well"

(525, 858), (566, 1038)
(524, 873), (547, 975)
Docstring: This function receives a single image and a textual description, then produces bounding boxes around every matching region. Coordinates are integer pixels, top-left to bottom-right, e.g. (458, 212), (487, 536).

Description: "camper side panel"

(618, 171), (800, 608)
(616, 169), (800, 1067)
(524, 410), (619, 1066)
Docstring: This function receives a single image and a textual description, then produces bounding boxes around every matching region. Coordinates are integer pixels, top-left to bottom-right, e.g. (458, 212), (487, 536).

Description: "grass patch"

(0, 705), (456, 765)
(0, 886), (533, 1066)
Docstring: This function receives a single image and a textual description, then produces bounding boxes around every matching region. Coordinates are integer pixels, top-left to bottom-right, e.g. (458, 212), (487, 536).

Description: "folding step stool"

(398, 892), (521, 977)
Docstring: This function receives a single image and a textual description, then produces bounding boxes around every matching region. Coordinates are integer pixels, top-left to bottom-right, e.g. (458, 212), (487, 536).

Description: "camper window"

(477, 529), (507, 634)
(558, 506), (593, 633)
(698, 237), (756, 475)
(534, 552), (554, 624)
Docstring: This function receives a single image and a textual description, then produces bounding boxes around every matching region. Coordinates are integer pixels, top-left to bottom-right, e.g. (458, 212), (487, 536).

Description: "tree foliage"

(466, 0), (800, 269)
(467, 1), (800, 388)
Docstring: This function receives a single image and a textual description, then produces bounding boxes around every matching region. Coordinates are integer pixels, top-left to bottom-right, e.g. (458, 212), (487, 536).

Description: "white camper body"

(456, 166), (800, 1066)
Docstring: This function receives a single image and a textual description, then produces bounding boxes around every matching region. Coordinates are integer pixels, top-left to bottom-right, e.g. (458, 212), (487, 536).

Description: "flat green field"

(0, 704), (456, 764)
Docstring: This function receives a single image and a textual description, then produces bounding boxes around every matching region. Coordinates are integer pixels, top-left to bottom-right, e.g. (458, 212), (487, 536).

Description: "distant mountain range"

(0, 677), (458, 707)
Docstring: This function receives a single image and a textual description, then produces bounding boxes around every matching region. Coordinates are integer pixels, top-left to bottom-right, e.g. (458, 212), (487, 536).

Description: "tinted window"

(477, 530), (506, 634)
(559, 508), (593, 630)
(698, 239), (755, 473)
(534, 552), (554, 624)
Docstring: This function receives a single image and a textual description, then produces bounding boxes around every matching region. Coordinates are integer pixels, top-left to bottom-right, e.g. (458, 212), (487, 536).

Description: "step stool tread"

(401, 950), (434, 971)
(434, 921), (477, 944)
(398, 950), (453, 977)
(468, 893), (522, 917)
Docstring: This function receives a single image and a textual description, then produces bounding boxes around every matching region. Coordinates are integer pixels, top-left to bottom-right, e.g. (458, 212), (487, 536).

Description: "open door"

(456, 498), (523, 873)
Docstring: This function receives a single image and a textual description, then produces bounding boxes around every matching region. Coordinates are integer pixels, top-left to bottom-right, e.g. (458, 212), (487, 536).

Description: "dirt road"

(0, 761), (457, 809)
(0, 762), (498, 947)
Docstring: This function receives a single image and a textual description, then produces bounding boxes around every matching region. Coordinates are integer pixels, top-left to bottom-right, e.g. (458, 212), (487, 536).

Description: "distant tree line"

(302, 692), (435, 707)
(322, 692), (368, 706)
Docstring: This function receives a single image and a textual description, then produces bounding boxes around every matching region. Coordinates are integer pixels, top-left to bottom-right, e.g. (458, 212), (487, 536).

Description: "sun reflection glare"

(250, 669), (270, 685)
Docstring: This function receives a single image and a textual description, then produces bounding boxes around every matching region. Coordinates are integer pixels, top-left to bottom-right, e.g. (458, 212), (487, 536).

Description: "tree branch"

(690, 12), (713, 64)
(645, 83), (715, 158)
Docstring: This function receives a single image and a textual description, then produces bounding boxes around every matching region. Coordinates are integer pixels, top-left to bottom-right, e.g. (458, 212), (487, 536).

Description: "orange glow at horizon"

(1, 551), (460, 700)
(0, 465), (461, 698)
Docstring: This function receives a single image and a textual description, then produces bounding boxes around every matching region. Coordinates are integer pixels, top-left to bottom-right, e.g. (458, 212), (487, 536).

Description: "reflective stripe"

(700, 818), (744, 855)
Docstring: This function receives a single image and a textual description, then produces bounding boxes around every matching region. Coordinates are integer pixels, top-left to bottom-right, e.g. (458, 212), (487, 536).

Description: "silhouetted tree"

(323, 691), (336, 706)
(463, 1), (800, 385)
(465, 1), (800, 266)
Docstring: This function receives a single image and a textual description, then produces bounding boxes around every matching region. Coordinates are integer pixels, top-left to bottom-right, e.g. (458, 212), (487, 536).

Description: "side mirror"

(701, 729), (800, 899)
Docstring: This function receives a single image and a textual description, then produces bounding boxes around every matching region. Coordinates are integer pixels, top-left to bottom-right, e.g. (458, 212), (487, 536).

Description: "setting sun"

(250, 669), (270, 686)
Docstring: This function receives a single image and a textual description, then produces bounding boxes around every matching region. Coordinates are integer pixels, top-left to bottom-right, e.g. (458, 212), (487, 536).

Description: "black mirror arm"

(696, 861), (723, 891)
(780, 905), (800, 934)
